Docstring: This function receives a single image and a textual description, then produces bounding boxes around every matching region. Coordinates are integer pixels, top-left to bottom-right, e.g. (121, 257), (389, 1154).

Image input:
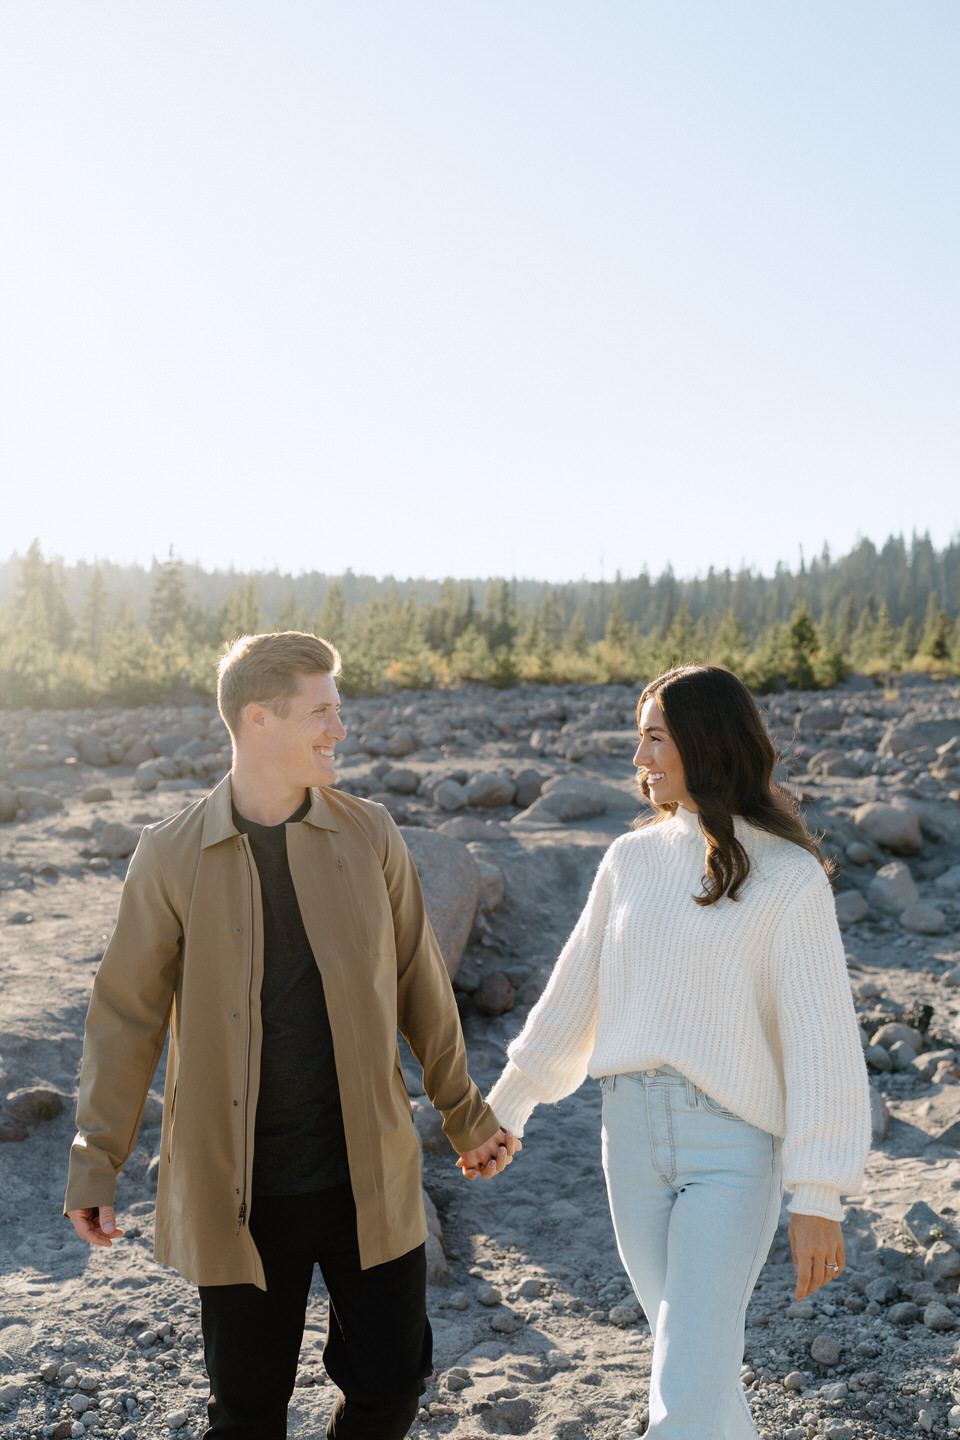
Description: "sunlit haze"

(2, 3), (957, 582)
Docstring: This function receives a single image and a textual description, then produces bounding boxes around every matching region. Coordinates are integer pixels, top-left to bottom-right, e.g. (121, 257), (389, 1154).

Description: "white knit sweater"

(488, 807), (871, 1221)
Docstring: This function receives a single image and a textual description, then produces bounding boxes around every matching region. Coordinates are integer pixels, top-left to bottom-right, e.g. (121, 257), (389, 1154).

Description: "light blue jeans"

(601, 1069), (783, 1439)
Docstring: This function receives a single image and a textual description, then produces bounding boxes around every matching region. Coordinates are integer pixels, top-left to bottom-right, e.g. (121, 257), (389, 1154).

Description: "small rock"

(820, 1381), (848, 1401)
(465, 772), (516, 807)
(786, 1300), (815, 1318)
(4, 1086), (65, 1125)
(383, 767), (420, 795)
(866, 1044), (892, 1072)
(165, 1409), (189, 1429)
(845, 841), (875, 866)
(867, 860), (919, 916)
(835, 891), (868, 925)
(512, 769), (543, 808)
(81, 786), (113, 804)
(97, 823), (143, 860)
(474, 859), (505, 912)
(432, 780), (468, 812)
(889, 1039), (919, 1070)
(864, 1275), (899, 1303)
(473, 972), (515, 1017)
(900, 902), (946, 935)
(609, 1304), (640, 1326)
(947, 1402), (960, 1428)
(887, 1301), (920, 1325)
(135, 1331), (158, 1349)
(516, 1275), (543, 1297)
(0, 1381), (22, 1410)
(810, 1334), (841, 1365)
(489, 1311), (521, 1334)
(476, 1284), (502, 1307)
(853, 801), (923, 855)
(917, 1409), (934, 1434)
(0, 1120), (29, 1143)
(923, 1301), (956, 1331)
(783, 1371), (806, 1391)
(6, 911), (33, 925)
(923, 1242), (960, 1280)
(872, 1022), (924, 1051)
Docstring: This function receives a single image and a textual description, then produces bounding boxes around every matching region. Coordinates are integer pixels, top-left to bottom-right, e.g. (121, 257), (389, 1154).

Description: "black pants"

(199, 1184), (432, 1440)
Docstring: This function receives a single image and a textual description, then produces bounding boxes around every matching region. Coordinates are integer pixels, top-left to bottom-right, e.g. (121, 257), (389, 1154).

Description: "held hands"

(66, 1205), (124, 1248)
(456, 1128), (522, 1180)
(789, 1213), (844, 1301)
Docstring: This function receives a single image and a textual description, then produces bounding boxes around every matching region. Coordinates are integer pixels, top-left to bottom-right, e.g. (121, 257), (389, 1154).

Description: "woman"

(485, 665), (871, 1439)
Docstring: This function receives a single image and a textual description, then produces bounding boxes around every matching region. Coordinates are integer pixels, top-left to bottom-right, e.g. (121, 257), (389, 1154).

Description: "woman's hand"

(789, 1213), (844, 1300)
(455, 1129), (522, 1179)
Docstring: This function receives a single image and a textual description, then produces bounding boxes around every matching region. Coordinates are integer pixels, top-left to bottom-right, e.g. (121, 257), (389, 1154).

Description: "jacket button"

(234, 926), (243, 934)
(231, 1012), (239, 1020)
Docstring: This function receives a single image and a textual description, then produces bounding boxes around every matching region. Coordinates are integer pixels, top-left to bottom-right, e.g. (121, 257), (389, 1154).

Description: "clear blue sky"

(1, 2), (957, 582)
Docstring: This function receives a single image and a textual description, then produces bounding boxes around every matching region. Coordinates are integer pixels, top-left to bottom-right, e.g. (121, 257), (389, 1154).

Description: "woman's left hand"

(789, 1213), (845, 1300)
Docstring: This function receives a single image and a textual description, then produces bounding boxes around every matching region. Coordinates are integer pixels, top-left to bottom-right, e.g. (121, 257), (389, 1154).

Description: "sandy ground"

(2, 677), (960, 1439)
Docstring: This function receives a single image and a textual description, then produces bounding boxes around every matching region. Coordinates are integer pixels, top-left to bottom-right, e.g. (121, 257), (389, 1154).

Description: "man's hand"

(789, 1213), (844, 1300)
(66, 1206), (124, 1248)
(455, 1128), (522, 1179)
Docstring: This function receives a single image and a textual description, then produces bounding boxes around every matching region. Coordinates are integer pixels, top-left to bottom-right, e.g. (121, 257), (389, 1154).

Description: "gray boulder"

(383, 767), (420, 795)
(465, 772), (516, 807)
(402, 830), (481, 979)
(97, 823), (143, 860)
(852, 802), (923, 855)
(878, 718), (960, 759)
(795, 705), (843, 733)
(871, 1022), (924, 1051)
(835, 891), (868, 925)
(866, 861), (919, 916)
(900, 902), (946, 935)
(14, 787), (64, 818)
(934, 865), (960, 895)
(512, 769), (543, 809)
(77, 735), (112, 767)
(433, 779), (468, 813)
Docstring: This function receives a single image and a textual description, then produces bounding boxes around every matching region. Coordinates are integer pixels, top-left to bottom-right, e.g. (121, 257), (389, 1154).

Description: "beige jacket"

(65, 776), (496, 1287)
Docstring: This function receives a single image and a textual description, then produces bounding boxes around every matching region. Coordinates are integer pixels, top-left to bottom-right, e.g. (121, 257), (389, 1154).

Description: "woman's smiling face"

(634, 697), (697, 813)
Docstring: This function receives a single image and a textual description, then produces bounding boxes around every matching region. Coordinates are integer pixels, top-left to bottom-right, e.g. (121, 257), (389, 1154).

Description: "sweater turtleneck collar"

(669, 805), (702, 837)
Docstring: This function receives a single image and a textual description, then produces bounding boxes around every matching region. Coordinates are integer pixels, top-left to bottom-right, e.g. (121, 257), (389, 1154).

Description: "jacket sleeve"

(382, 816), (499, 1154)
(486, 851), (611, 1138)
(770, 872), (871, 1220)
(64, 829), (183, 1213)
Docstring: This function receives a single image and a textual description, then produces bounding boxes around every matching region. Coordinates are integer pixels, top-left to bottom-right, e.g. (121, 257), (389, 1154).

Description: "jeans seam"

(710, 1141), (781, 1437)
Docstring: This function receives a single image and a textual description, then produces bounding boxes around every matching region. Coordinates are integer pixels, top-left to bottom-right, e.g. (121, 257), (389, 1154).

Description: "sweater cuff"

(486, 1064), (538, 1139)
(788, 1182), (844, 1222)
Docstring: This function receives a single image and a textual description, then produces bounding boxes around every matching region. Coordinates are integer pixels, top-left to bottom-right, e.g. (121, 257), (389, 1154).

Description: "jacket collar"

(200, 774), (341, 849)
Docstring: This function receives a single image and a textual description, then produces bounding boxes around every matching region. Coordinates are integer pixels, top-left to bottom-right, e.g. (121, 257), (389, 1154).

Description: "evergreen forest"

(1, 535), (958, 710)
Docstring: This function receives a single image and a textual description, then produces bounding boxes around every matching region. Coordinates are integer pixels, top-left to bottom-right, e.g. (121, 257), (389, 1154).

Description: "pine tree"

(148, 548), (191, 641)
(79, 566), (110, 660)
(317, 581), (346, 643)
(785, 602), (817, 690)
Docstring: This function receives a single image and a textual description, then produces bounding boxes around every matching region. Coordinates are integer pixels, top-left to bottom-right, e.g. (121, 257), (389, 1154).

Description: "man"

(65, 631), (517, 1440)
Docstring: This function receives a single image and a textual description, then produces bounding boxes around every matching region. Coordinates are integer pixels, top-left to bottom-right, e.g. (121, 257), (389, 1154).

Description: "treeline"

(1, 535), (958, 709)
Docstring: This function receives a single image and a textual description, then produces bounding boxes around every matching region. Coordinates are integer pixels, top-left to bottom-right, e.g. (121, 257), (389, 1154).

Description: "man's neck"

(230, 762), (309, 829)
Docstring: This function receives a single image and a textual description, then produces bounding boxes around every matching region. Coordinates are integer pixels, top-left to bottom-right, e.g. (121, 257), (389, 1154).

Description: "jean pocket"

(600, 1075), (616, 1096)
(697, 1089), (741, 1120)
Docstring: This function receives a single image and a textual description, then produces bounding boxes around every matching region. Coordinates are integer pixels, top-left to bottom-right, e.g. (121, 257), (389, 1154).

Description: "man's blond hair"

(218, 632), (341, 738)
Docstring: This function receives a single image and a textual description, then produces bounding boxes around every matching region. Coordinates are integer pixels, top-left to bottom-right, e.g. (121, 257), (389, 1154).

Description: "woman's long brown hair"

(634, 664), (829, 905)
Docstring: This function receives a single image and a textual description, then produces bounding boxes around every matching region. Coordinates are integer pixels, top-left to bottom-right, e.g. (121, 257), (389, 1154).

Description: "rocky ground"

(1, 674), (960, 1440)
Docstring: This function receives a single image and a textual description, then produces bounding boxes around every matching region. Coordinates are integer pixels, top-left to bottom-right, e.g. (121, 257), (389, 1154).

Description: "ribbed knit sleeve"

(486, 853), (612, 1137)
(770, 873), (871, 1220)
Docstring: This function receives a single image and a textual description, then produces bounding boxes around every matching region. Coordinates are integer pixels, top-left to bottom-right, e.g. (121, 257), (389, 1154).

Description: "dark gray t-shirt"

(233, 795), (350, 1196)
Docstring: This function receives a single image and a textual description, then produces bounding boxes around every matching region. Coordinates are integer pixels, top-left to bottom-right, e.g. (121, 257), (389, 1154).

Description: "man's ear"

(242, 702), (269, 736)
